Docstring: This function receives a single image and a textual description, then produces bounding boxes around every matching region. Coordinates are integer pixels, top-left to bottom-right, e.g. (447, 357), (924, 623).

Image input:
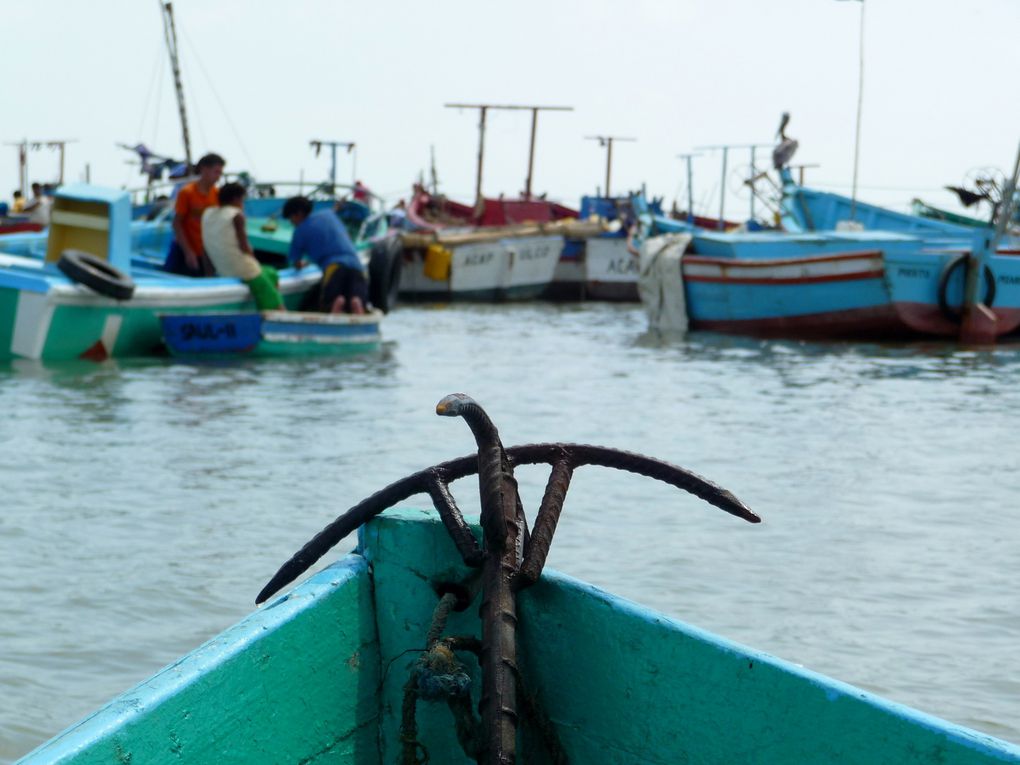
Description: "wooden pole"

(719, 147), (728, 229)
(605, 138), (613, 198)
(586, 135), (636, 200)
(676, 153), (702, 224)
(309, 140), (355, 194)
(525, 108), (538, 198)
(694, 143), (771, 229)
(161, 2), (192, 169)
(475, 105), (487, 204)
(18, 141), (26, 196)
(7, 139), (76, 194)
(446, 103), (573, 202)
(749, 146), (757, 220)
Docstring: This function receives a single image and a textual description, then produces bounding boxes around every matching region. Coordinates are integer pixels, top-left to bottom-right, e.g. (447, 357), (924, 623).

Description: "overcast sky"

(2, 0), (1018, 220)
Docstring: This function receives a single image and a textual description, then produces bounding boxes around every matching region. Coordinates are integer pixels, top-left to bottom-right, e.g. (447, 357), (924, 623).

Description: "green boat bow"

(16, 509), (1020, 764)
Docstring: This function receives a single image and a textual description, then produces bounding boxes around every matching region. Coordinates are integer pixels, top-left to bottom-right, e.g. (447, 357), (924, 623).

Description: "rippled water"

(2, 303), (1019, 761)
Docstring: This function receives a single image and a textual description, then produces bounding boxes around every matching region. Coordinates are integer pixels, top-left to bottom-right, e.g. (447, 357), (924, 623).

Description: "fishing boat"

(781, 172), (986, 241)
(779, 168), (1020, 249)
(14, 395), (1020, 764)
(160, 309), (382, 357)
(635, 143), (1020, 341)
(911, 199), (997, 229)
(637, 207), (1020, 341)
(545, 195), (645, 302)
(0, 184), (321, 361)
(549, 196), (749, 303)
(397, 187), (584, 302)
(0, 218), (43, 236)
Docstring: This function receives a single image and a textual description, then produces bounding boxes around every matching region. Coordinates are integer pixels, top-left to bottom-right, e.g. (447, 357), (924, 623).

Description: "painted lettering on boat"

(463, 252), (495, 266)
(896, 267), (932, 279)
(180, 321), (238, 341)
(606, 257), (639, 275)
(518, 247), (552, 261)
(998, 274), (1020, 285)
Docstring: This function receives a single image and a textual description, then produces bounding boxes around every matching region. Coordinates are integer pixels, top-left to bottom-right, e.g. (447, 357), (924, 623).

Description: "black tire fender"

(937, 253), (995, 323)
(368, 236), (402, 313)
(57, 249), (136, 301)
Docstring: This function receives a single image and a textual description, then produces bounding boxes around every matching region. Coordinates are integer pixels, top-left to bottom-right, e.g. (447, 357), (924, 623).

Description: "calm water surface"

(2, 303), (1019, 761)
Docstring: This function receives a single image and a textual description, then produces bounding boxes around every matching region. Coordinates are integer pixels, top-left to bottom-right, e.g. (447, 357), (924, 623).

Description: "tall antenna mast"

(837, 0), (866, 220)
(160, 2), (192, 169)
(445, 103), (573, 202)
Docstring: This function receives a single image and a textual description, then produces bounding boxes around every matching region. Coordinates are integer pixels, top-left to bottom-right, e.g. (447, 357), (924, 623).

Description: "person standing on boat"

(352, 180), (370, 202)
(22, 183), (52, 225)
(10, 190), (25, 214)
(202, 182), (284, 311)
(164, 153), (225, 278)
(282, 196), (367, 314)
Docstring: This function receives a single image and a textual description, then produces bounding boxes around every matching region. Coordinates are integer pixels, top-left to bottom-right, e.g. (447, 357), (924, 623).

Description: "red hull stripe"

(683, 250), (883, 268)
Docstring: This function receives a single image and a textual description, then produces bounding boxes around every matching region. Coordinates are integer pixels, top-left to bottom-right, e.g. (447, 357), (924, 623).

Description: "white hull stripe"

(684, 254), (884, 282)
(11, 291), (54, 360)
(100, 314), (123, 354)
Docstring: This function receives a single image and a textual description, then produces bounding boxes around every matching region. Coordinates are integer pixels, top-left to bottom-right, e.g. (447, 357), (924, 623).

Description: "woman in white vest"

(201, 183), (284, 310)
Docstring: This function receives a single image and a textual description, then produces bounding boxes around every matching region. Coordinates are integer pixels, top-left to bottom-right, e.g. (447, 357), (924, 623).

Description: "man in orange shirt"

(164, 153), (225, 277)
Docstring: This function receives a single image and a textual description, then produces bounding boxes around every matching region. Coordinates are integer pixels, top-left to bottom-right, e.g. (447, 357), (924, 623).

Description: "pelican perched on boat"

(772, 111), (799, 170)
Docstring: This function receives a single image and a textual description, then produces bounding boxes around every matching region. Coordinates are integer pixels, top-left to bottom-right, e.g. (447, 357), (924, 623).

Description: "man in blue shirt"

(283, 196), (368, 314)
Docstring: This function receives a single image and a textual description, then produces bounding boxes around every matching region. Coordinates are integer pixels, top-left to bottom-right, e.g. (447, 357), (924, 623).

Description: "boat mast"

(695, 143), (771, 228)
(676, 152), (702, 224)
(5, 139), (77, 194)
(445, 103), (573, 202)
(160, 2), (192, 170)
(836, 0), (866, 220)
(585, 135), (636, 198)
(310, 140), (355, 194)
(429, 144), (439, 195)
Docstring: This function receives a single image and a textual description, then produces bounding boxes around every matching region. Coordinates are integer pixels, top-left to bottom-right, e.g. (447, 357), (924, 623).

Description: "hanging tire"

(57, 250), (136, 301)
(937, 253), (995, 323)
(368, 237), (402, 313)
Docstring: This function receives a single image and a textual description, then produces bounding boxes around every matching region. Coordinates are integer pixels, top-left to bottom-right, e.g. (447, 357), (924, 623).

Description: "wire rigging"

(136, 39), (164, 142)
(179, 28), (258, 174)
(181, 53), (207, 154)
(151, 48), (165, 151)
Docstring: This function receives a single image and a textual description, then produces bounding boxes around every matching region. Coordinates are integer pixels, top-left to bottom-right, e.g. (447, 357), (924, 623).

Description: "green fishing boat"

(14, 396), (1020, 764)
(910, 199), (991, 228)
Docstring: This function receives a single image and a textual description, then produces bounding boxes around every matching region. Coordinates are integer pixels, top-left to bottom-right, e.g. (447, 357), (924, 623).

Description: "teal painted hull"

(0, 183), (385, 361)
(0, 266), (318, 361)
(16, 511), (1020, 764)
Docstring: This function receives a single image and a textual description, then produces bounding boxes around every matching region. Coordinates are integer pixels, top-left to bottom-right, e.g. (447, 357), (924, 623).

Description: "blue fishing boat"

(14, 395), (1020, 765)
(160, 309), (382, 357)
(780, 169), (991, 240)
(635, 145), (1020, 341)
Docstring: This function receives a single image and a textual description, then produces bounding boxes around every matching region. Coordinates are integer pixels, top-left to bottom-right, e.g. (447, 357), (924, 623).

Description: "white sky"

(2, 0), (1018, 219)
